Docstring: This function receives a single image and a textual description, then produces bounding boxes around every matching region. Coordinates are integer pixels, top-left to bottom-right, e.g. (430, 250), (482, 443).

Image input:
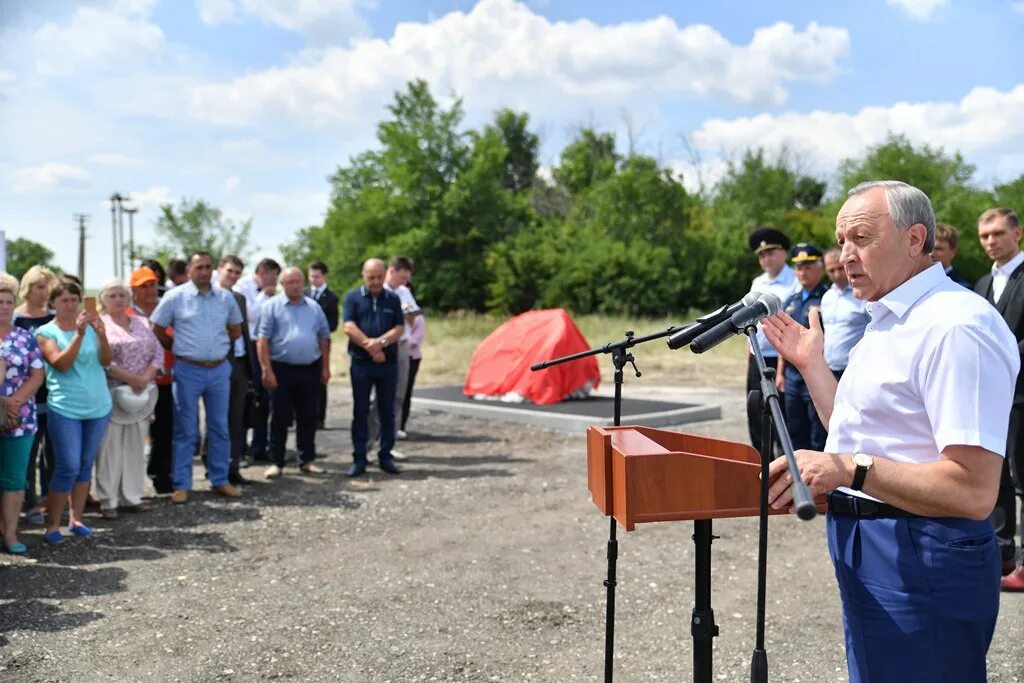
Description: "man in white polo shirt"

(762, 181), (1018, 682)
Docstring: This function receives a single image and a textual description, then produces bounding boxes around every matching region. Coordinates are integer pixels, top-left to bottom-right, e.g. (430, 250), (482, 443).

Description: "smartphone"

(84, 296), (97, 314)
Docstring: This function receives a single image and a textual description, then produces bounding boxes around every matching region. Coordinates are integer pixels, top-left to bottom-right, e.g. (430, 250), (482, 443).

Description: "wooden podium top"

(587, 425), (824, 531)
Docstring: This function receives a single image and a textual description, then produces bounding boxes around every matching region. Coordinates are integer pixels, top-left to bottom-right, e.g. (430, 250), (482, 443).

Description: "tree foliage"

(6, 237), (61, 281)
(285, 81), (1023, 317)
(148, 198), (255, 264)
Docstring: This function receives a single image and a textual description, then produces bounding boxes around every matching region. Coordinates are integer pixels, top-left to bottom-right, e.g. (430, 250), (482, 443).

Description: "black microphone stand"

(531, 325), (685, 683)
(745, 328), (817, 683)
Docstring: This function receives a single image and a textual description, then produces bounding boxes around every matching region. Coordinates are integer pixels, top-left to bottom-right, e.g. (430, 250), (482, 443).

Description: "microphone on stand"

(689, 293), (782, 354)
(666, 292), (760, 350)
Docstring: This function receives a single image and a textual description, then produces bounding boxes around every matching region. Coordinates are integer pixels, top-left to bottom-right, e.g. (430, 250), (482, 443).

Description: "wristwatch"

(378, 337), (388, 348)
(850, 452), (873, 491)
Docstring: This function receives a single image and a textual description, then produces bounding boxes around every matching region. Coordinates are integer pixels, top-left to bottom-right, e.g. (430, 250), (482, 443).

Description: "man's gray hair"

(847, 180), (936, 252)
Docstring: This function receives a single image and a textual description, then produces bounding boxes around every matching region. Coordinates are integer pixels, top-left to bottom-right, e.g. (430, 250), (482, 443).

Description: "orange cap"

(130, 266), (159, 288)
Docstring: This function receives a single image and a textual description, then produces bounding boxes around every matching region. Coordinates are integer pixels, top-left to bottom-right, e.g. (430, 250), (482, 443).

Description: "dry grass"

(328, 311), (748, 389)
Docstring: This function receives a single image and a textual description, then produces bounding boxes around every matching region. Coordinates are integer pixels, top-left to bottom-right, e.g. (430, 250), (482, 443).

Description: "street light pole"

(123, 203), (137, 270)
(109, 193), (122, 279)
(73, 213), (89, 287)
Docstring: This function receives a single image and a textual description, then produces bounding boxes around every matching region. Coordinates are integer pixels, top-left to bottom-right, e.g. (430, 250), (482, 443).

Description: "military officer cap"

(790, 242), (823, 264)
(748, 226), (791, 254)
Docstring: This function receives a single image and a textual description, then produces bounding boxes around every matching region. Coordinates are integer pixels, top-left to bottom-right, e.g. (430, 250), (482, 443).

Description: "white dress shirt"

(233, 277), (264, 339)
(820, 283), (870, 371)
(826, 263), (1019, 501)
(992, 250), (1024, 304)
(749, 264), (800, 358)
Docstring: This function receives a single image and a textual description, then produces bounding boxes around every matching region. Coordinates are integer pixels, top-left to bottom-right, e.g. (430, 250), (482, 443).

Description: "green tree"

(5, 237), (61, 281)
(149, 198), (255, 263)
(486, 109), (539, 194)
(554, 129), (619, 196)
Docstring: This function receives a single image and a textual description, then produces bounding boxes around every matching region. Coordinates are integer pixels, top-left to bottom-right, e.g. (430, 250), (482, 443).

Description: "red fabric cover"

(464, 309), (600, 405)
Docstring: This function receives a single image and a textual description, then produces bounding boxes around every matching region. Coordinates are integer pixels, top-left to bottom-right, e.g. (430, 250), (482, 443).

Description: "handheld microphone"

(689, 293), (782, 354)
(666, 292), (759, 350)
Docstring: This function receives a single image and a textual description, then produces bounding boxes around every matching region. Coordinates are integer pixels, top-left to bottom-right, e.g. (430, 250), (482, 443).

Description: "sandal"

(2, 542), (27, 555)
(120, 503), (150, 513)
(101, 509), (118, 520)
(67, 523), (93, 538)
(43, 529), (64, 544)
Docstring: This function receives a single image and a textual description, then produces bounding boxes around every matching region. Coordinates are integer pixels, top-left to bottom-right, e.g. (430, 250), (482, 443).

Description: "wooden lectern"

(586, 424), (826, 683)
(586, 425), (817, 530)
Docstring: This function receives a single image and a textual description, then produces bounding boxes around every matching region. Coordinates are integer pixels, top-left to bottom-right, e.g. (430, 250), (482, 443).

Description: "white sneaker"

(391, 449), (408, 461)
(263, 464), (282, 479)
(396, 429), (408, 440)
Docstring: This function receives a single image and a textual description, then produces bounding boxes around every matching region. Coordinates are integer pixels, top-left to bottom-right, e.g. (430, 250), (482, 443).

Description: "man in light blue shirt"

(745, 226), (800, 448)
(820, 248), (869, 379)
(150, 251), (243, 503)
(257, 267), (331, 477)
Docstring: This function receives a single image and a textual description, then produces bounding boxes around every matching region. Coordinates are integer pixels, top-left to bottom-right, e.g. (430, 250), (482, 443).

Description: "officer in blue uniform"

(779, 243), (829, 451)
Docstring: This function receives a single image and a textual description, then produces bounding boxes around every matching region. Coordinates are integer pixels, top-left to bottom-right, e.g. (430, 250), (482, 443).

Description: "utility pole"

(73, 213), (89, 287)
(109, 193), (123, 279)
(123, 204), (137, 268)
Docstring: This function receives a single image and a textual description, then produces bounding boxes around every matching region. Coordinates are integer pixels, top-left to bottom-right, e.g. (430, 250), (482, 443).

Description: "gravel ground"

(1, 384), (1021, 682)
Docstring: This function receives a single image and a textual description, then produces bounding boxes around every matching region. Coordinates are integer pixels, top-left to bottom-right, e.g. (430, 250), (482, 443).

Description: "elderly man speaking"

(762, 181), (1018, 682)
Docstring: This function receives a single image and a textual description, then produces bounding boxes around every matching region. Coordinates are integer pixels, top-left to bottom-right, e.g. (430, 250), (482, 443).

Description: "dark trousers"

(147, 383), (174, 493)
(350, 359), (397, 464)
(24, 411), (54, 509)
(269, 360), (320, 467)
(229, 355), (250, 472)
(248, 341), (269, 456)
(993, 405), (1024, 563)
(784, 372), (827, 451)
(746, 353), (783, 448)
(317, 384), (327, 426)
(401, 357), (421, 431)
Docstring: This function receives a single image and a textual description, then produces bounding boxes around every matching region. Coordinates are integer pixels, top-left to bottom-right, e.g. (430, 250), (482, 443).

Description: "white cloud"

(188, 0), (850, 129)
(691, 83), (1024, 175)
(31, 6), (165, 76)
(220, 138), (266, 153)
(886, 0), (948, 20)
(224, 175), (241, 191)
(126, 185), (173, 210)
(1012, 1), (1024, 14)
(197, 0), (236, 24)
(0, 69), (15, 96)
(88, 153), (144, 168)
(12, 162), (93, 195)
(197, 0), (369, 45)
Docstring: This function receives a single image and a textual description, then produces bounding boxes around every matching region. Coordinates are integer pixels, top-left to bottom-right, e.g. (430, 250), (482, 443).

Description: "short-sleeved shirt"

(820, 283), (870, 371)
(826, 263), (1019, 501)
(0, 327), (44, 436)
(36, 322), (113, 420)
(782, 281), (829, 383)
(149, 281), (242, 362)
(102, 314), (164, 390)
(748, 265), (800, 358)
(385, 283), (419, 342)
(13, 311), (54, 407)
(234, 277), (267, 339)
(342, 286), (403, 363)
(257, 295), (330, 365)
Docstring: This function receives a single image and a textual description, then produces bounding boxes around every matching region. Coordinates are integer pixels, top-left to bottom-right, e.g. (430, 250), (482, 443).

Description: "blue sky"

(2, 0), (1023, 286)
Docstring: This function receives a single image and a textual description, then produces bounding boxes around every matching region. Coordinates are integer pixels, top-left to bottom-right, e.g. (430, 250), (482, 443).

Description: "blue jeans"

(784, 371), (827, 451)
(350, 360), (397, 464)
(172, 360), (231, 490)
(827, 513), (999, 682)
(46, 409), (112, 493)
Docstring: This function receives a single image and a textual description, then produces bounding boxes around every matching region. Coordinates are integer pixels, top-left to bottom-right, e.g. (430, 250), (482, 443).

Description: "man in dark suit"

(217, 255), (253, 485)
(931, 222), (972, 288)
(975, 207), (1024, 589)
(306, 260), (340, 430)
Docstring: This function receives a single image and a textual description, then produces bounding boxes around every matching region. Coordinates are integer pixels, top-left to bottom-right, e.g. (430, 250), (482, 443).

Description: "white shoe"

(391, 449), (408, 461)
(396, 429), (408, 440)
(263, 464), (282, 479)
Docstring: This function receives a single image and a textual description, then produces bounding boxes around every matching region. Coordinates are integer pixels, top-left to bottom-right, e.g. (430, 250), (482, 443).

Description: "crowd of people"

(745, 204), (1024, 594)
(0, 253), (425, 555)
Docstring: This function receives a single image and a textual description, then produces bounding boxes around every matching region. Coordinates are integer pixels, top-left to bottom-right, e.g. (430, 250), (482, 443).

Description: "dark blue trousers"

(784, 371), (827, 451)
(826, 512), (999, 682)
(350, 360), (397, 465)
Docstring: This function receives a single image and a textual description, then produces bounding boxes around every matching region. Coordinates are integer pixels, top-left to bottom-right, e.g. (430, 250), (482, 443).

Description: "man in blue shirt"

(257, 267), (331, 478)
(745, 226), (799, 448)
(151, 251), (244, 503)
(342, 259), (404, 477)
(778, 243), (829, 451)
(820, 248), (869, 380)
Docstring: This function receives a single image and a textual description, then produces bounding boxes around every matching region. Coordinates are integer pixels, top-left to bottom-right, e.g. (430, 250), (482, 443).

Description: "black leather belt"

(827, 491), (918, 519)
